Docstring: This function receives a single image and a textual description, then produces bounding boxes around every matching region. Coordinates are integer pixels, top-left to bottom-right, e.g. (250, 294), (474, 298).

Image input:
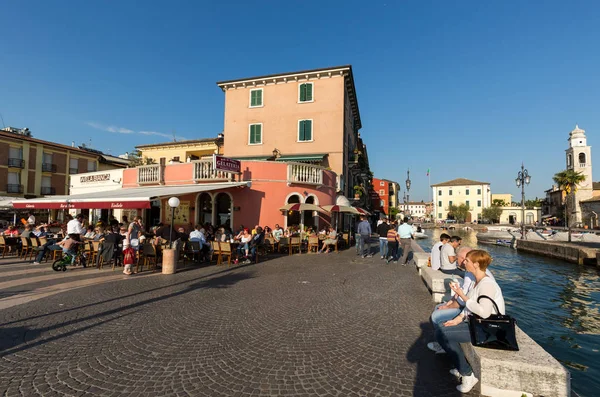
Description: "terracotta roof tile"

(431, 178), (490, 187)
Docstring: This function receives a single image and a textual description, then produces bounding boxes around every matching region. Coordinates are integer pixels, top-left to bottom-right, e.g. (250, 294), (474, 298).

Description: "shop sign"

(80, 173), (111, 184)
(213, 155), (241, 174)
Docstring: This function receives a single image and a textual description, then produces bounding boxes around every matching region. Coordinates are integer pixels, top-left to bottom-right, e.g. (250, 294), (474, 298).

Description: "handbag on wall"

(468, 295), (519, 351)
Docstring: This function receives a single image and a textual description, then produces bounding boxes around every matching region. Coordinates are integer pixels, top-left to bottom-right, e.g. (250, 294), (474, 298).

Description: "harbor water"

(416, 229), (600, 397)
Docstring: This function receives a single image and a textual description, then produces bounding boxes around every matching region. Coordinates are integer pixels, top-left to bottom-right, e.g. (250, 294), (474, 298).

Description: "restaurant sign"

(80, 173), (111, 183)
(213, 155), (241, 174)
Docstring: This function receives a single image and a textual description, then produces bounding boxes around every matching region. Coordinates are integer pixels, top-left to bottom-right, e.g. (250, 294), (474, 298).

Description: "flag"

(426, 168), (430, 176)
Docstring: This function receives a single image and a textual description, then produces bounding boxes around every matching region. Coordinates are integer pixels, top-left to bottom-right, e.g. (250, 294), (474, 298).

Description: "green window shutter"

(250, 91), (256, 106)
(304, 120), (312, 140)
(300, 84), (306, 102)
(250, 124), (262, 144)
(251, 90), (262, 106)
(305, 83), (313, 101)
(299, 121), (305, 140)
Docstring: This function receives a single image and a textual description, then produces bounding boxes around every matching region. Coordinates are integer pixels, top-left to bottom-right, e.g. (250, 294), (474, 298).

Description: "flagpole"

(428, 169), (431, 203)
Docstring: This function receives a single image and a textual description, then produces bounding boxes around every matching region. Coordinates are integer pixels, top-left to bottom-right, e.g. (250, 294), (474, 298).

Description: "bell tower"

(566, 125), (593, 224)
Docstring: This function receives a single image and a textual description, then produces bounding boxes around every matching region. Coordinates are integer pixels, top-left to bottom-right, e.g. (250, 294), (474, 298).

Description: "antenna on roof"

(0, 112), (5, 129)
(172, 130), (177, 142)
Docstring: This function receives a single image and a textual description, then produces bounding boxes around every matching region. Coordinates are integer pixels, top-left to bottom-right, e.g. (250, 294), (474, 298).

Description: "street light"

(168, 196), (180, 244)
(405, 169), (411, 219)
(515, 164), (531, 239)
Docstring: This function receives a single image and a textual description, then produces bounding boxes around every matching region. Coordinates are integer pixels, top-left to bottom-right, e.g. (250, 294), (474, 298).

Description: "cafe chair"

(210, 241), (221, 264)
(0, 236), (9, 258)
(218, 241), (233, 267)
(139, 243), (157, 272)
(289, 237), (302, 255)
(20, 237), (32, 260)
(307, 236), (319, 253)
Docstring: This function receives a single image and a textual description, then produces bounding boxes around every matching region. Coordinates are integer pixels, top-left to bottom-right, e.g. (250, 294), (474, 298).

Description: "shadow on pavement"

(407, 322), (463, 397)
(0, 271), (255, 356)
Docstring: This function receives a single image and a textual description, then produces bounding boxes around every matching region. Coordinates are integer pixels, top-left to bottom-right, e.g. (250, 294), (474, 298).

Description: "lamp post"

(168, 196), (180, 244)
(405, 169), (411, 219)
(515, 164), (531, 239)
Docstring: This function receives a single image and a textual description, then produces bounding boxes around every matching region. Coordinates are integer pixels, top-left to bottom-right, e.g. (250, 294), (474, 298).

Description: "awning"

(11, 182), (250, 210)
(275, 153), (327, 163)
(0, 196), (15, 209)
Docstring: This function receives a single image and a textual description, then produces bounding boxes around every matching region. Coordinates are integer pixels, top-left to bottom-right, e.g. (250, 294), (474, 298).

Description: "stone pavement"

(0, 246), (476, 396)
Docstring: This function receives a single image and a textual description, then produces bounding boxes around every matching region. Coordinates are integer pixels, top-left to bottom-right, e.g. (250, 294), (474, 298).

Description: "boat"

(412, 225), (428, 239)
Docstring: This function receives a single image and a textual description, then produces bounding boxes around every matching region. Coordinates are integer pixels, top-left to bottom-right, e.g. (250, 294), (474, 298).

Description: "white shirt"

(67, 219), (85, 235)
(397, 223), (414, 239)
(463, 276), (505, 319)
(458, 269), (495, 306)
(189, 230), (202, 241)
(430, 242), (443, 271)
(440, 244), (457, 270)
(27, 215), (35, 225)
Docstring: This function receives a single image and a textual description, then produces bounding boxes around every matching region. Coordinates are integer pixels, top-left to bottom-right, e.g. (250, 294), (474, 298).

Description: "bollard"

(162, 248), (176, 274)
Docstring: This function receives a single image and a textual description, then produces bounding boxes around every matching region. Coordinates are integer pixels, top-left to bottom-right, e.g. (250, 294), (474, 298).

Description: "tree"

(128, 150), (156, 167)
(389, 207), (399, 220)
(553, 169), (586, 242)
(524, 198), (542, 209)
(448, 203), (470, 223)
(492, 199), (508, 207)
(482, 205), (503, 223)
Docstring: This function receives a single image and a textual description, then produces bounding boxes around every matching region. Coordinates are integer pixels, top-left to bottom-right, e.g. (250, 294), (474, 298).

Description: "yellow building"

(491, 193), (512, 206)
(431, 178), (491, 222)
(135, 136), (224, 165)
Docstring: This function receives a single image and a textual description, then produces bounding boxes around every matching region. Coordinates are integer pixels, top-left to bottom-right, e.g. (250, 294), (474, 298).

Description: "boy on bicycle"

(58, 237), (81, 265)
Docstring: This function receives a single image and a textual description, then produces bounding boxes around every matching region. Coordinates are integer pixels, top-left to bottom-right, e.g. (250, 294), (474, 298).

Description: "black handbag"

(468, 295), (519, 351)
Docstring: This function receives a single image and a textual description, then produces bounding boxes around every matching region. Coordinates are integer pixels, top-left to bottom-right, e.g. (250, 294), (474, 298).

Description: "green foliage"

(128, 150), (156, 167)
(553, 169), (586, 195)
(492, 199), (508, 207)
(389, 207), (399, 219)
(447, 203), (470, 223)
(524, 198), (542, 209)
(482, 205), (503, 223)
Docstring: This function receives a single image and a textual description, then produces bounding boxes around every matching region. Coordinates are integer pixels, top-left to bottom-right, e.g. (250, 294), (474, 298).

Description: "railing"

(41, 186), (56, 195)
(6, 184), (23, 193)
(193, 160), (234, 182)
(8, 158), (25, 168)
(69, 167), (79, 174)
(137, 164), (164, 184)
(287, 163), (323, 186)
(579, 163), (586, 168)
(42, 163), (57, 173)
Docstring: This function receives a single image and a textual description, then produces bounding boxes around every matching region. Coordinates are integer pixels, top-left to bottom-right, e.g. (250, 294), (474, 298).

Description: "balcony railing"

(69, 167), (79, 174)
(42, 163), (57, 173)
(137, 164), (164, 185)
(8, 158), (25, 168)
(287, 163), (323, 186)
(7, 184), (23, 194)
(193, 160), (234, 182)
(41, 186), (56, 195)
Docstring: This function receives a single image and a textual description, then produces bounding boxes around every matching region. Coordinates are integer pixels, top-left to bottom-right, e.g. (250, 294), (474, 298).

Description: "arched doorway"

(197, 193), (213, 226)
(215, 192), (232, 228)
(466, 212), (472, 223)
(304, 195), (318, 230)
(509, 212), (517, 225)
(286, 194), (301, 228)
(526, 212), (534, 224)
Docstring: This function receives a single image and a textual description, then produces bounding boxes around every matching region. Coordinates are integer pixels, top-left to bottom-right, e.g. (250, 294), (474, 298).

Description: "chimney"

(72, 141), (75, 147)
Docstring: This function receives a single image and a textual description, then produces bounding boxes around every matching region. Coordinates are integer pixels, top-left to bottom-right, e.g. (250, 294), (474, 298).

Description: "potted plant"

(353, 185), (362, 199)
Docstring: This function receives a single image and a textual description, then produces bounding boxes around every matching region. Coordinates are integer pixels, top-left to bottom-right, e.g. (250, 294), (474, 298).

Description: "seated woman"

(319, 227), (338, 253)
(83, 225), (96, 240)
(432, 249), (505, 393)
(237, 228), (252, 258)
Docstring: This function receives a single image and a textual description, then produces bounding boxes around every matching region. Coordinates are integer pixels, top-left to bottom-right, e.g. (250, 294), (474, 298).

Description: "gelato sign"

(80, 173), (111, 184)
(213, 155), (241, 174)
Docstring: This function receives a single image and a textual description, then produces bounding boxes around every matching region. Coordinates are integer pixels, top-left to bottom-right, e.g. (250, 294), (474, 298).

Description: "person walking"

(376, 217), (390, 259)
(357, 216), (372, 258)
(386, 221), (399, 263)
(397, 217), (414, 266)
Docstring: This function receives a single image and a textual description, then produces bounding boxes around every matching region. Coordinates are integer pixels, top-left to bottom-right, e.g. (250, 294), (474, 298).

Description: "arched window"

(579, 153), (586, 166)
(567, 154), (572, 167)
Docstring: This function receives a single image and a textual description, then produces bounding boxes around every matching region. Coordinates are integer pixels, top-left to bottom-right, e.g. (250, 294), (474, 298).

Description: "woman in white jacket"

(435, 249), (505, 393)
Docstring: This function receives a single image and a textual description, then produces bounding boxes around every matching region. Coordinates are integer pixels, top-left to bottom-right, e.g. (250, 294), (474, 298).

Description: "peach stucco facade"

(122, 160), (337, 231)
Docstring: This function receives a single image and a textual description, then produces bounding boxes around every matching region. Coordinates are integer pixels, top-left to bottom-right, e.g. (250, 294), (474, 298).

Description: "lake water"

(415, 229), (600, 397)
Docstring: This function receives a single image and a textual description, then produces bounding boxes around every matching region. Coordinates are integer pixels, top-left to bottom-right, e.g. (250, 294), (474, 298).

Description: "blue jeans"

(355, 234), (361, 254)
(431, 303), (462, 333)
(358, 234), (370, 256)
(435, 321), (473, 376)
(379, 239), (388, 257)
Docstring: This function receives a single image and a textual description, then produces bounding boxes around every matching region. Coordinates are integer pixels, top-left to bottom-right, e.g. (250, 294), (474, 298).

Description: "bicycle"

(51, 247), (87, 272)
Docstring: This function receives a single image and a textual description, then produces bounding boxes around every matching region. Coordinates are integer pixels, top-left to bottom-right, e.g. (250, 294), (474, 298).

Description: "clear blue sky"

(2, 0), (599, 202)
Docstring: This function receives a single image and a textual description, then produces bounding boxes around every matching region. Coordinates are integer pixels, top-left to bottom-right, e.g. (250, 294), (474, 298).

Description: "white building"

(431, 178), (491, 222)
(401, 201), (428, 218)
(566, 125), (593, 224)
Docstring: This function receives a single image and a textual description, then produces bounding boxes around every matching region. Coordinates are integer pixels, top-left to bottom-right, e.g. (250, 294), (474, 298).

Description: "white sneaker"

(457, 373), (478, 393)
(449, 368), (462, 379)
(427, 342), (445, 354)
(32, 261), (41, 265)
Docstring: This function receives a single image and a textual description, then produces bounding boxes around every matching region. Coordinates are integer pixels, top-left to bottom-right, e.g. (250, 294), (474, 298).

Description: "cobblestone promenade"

(0, 246), (474, 396)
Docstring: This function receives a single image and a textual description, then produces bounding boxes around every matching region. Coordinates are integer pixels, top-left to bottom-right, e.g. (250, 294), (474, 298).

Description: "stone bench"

(462, 326), (570, 396)
(411, 251), (429, 274)
(420, 266), (462, 303)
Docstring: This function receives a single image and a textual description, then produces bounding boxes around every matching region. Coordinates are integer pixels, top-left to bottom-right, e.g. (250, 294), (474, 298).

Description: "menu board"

(165, 201), (190, 224)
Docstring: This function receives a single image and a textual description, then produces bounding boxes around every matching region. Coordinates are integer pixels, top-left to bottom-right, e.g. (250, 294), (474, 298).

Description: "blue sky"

(1, 1), (600, 202)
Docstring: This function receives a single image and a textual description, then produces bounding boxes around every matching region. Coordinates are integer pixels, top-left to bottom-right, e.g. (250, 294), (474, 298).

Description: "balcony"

(193, 160), (234, 182)
(287, 163), (323, 186)
(6, 184), (23, 194)
(41, 186), (56, 195)
(137, 164), (164, 185)
(42, 163), (57, 173)
(8, 158), (25, 168)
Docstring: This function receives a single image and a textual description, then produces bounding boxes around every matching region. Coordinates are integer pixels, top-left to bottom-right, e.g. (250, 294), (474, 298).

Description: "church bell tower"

(565, 125), (593, 224)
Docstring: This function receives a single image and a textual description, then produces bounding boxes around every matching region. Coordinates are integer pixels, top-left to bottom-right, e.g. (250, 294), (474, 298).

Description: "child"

(122, 241), (135, 275)
(58, 237), (80, 265)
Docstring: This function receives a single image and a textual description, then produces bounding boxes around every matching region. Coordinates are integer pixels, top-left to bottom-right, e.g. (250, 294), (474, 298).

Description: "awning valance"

(11, 182), (250, 210)
(275, 154), (326, 163)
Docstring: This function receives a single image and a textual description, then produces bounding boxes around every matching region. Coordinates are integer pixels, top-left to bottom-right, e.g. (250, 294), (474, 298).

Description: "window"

(69, 158), (78, 174)
(9, 147), (22, 159)
(173, 156), (180, 162)
(449, 189), (453, 196)
(42, 176), (51, 187)
(8, 171), (20, 184)
(449, 201), (453, 206)
(87, 160), (97, 172)
(438, 190), (442, 196)
(567, 154), (572, 167)
(438, 201), (442, 207)
(477, 200), (482, 207)
(298, 120), (312, 142)
(249, 124), (262, 145)
(380, 181), (385, 186)
(477, 188), (481, 195)
(380, 200), (385, 207)
(250, 88), (263, 107)
(466, 200), (470, 207)
(466, 189), (469, 195)
(438, 213), (442, 219)
(379, 189), (385, 195)
(579, 153), (586, 166)
(299, 82), (313, 102)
